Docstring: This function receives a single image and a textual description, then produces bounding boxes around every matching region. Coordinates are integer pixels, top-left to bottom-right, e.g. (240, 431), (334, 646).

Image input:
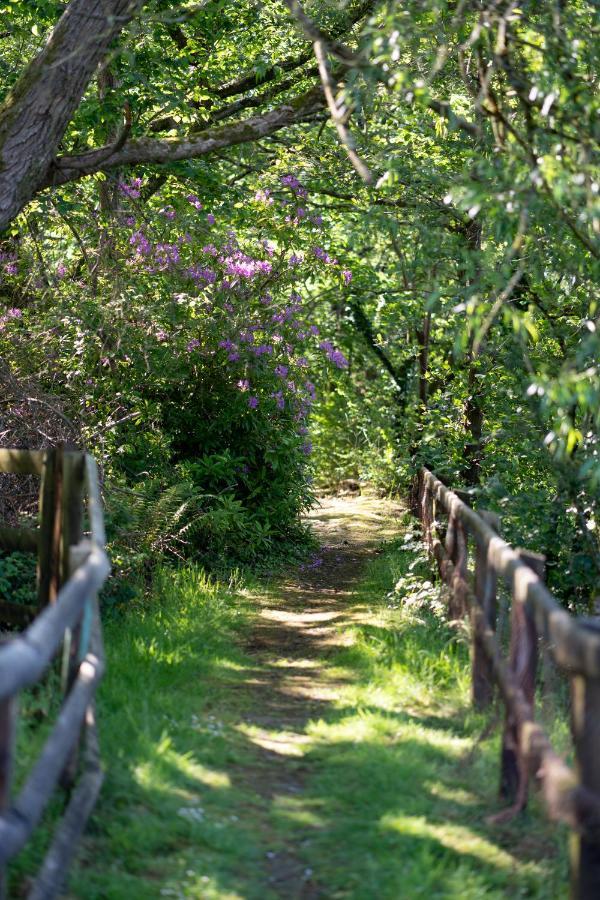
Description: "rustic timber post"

(570, 619), (600, 900)
(60, 453), (87, 788)
(449, 519), (468, 621)
(37, 447), (64, 609)
(472, 511), (500, 708)
(499, 549), (544, 806)
(60, 452), (86, 690)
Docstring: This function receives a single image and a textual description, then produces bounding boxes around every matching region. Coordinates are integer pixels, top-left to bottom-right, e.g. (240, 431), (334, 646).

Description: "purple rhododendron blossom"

(320, 340), (349, 369)
(187, 194), (203, 210)
(119, 178), (142, 199)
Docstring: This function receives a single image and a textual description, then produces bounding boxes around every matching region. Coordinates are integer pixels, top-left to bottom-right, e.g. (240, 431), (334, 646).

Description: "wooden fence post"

(472, 511), (500, 708)
(37, 447), (64, 609)
(499, 549), (544, 807)
(570, 618), (600, 899)
(421, 480), (432, 552)
(449, 519), (468, 621)
(60, 453), (86, 788)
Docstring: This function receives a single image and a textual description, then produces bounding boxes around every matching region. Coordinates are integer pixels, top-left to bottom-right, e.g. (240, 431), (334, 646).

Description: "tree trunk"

(0, 0), (143, 231)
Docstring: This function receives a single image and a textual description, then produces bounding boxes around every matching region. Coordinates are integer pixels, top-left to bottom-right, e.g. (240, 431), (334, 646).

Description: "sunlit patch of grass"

(278, 528), (569, 899)
(10, 564), (276, 900)
(10, 509), (569, 899)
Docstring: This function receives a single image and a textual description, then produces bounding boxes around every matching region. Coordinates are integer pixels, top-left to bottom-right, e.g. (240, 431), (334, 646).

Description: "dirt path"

(237, 495), (402, 898)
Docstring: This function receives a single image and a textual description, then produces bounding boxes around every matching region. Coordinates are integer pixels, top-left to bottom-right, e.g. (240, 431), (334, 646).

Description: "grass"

(270, 528), (569, 898)
(9, 511), (569, 898)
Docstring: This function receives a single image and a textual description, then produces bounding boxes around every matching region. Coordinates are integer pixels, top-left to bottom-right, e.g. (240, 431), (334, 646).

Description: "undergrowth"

(10, 507), (569, 898)
(284, 523), (569, 898)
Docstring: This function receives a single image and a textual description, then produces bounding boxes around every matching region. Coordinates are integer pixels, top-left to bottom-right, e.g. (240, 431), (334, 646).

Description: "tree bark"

(0, 0), (144, 231)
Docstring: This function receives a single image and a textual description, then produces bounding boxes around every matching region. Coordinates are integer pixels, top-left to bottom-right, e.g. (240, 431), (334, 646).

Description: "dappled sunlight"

(428, 783), (480, 807)
(272, 795), (327, 828)
(237, 722), (311, 757)
(380, 814), (539, 874)
(60, 499), (564, 898)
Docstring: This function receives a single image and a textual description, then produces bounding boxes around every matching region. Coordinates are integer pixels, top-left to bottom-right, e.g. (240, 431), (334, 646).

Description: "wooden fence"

(412, 467), (600, 900)
(0, 448), (110, 899)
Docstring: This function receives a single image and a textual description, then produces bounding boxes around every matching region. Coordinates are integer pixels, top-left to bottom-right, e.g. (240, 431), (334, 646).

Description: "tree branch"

(211, 0), (375, 100)
(46, 87), (326, 187)
(0, 0), (144, 231)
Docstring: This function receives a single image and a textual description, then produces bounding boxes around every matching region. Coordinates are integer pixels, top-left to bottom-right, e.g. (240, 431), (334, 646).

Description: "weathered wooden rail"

(412, 467), (600, 900)
(0, 448), (110, 899)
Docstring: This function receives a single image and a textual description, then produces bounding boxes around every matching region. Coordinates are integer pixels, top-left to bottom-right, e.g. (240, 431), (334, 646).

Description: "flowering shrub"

(0, 173), (351, 562)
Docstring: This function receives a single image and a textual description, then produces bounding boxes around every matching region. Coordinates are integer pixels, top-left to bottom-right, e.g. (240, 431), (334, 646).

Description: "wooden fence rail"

(0, 448), (110, 899)
(412, 467), (600, 900)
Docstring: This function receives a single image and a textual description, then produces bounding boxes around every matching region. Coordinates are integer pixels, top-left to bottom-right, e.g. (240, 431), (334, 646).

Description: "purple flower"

(228, 351), (240, 362)
(56, 263), (67, 278)
(8, 308), (22, 318)
(302, 441), (313, 455)
(275, 365), (288, 378)
(187, 265), (216, 284)
(288, 253), (303, 267)
(320, 340), (349, 369)
(187, 339), (201, 351)
(248, 396), (259, 409)
(161, 206), (176, 220)
(272, 390), (285, 410)
(309, 324), (320, 336)
(207, 213), (215, 225)
(130, 230), (152, 256)
(118, 178), (142, 199)
(255, 189), (273, 204)
(237, 379), (250, 391)
(187, 194), (203, 210)
(342, 270), (352, 285)
(281, 174), (300, 190)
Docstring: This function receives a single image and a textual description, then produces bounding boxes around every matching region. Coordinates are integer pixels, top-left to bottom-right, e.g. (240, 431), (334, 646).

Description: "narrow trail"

(63, 493), (564, 899)
(231, 495), (401, 897)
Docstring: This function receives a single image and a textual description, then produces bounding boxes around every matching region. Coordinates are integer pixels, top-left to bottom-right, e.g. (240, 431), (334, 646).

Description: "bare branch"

(45, 87), (326, 187)
(313, 40), (372, 184)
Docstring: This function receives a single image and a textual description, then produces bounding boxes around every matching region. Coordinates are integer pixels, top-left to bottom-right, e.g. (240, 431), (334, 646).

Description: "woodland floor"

(15, 495), (567, 898)
(234, 495), (402, 896)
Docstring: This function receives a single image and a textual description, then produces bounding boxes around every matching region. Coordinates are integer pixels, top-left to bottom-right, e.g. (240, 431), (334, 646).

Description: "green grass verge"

(275, 525), (569, 898)
(10, 566), (269, 899)
(9, 517), (568, 898)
